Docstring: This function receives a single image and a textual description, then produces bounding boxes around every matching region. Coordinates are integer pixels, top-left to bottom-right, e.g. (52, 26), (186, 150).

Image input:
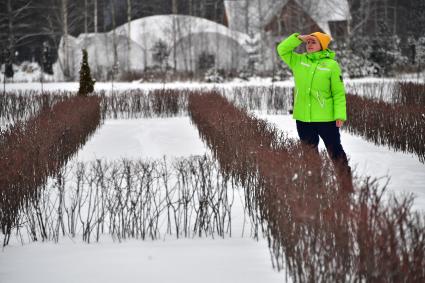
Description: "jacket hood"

(306, 49), (335, 61)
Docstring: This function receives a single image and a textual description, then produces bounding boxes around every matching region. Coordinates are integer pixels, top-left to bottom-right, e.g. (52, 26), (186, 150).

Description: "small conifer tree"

(78, 49), (95, 96)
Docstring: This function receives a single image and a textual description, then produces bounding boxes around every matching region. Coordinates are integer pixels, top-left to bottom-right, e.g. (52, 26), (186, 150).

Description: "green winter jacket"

(277, 33), (347, 122)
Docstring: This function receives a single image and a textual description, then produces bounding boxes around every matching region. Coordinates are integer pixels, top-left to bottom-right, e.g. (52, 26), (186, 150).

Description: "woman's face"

(306, 37), (322, 53)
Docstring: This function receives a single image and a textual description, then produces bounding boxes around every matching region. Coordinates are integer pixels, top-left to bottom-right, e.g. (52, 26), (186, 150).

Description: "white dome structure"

(56, 15), (251, 80)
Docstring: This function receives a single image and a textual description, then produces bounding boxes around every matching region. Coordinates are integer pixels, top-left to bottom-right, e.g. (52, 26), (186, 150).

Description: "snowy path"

(75, 117), (208, 161)
(0, 237), (285, 283)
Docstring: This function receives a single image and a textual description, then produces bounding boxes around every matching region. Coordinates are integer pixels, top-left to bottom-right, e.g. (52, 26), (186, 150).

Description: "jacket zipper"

(315, 91), (325, 108)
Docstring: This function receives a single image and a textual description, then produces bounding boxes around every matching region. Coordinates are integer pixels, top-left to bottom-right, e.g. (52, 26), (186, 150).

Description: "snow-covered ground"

(75, 117), (208, 161)
(0, 237), (285, 283)
(1, 81), (424, 283)
(2, 79), (294, 93)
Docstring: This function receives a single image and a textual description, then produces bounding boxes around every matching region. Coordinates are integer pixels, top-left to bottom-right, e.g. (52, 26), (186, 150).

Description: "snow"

(256, 113), (425, 211)
(0, 238), (286, 283)
(74, 118), (208, 161)
(2, 79), (295, 93)
(7, 76), (424, 94)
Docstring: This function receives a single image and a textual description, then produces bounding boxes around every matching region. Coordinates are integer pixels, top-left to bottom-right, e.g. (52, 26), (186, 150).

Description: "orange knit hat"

(309, 32), (332, 50)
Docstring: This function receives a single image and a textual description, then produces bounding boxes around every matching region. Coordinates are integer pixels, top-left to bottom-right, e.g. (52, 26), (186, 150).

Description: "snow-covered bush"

(414, 36), (425, 67)
(273, 61), (292, 81)
(345, 34), (409, 76)
(369, 35), (408, 75)
(237, 67), (251, 81)
(151, 39), (170, 69)
(0, 62), (55, 83)
(336, 46), (381, 78)
(204, 68), (223, 83)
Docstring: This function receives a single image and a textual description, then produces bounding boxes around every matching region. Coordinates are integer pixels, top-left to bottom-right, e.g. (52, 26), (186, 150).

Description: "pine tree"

(78, 49), (95, 96)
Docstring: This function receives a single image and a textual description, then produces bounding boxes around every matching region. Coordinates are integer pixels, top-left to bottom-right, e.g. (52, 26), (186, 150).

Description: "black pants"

(296, 120), (353, 190)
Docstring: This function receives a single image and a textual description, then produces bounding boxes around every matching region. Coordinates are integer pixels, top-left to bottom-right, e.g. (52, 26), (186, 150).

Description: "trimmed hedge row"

(1, 85), (295, 124)
(188, 91), (425, 282)
(0, 91), (70, 126)
(0, 89), (189, 124)
(394, 82), (425, 106)
(100, 89), (189, 118)
(346, 93), (425, 162)
(0, 95), (101, 245)
(222, 85), (293, 113)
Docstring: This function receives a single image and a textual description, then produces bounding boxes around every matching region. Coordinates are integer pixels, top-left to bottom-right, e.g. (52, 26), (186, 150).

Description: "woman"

(276, 32), (353, 191)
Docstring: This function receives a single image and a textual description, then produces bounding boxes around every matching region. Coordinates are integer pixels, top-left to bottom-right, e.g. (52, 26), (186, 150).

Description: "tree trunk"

(5, 0), (14, 80)
(244, 0), (249, 34)
(393, 0), (398, 34)
(256, 0), (264, 73)
(62, 0), (70, 78)
(7, 0), (14, 54)
(94, 0), (98, 33)
(172, 0), (178, 70)
(111, 0), (118, 69)
(84, 0), (88, 34)
(172, 0), (178, 14)
(127, 0), (131, 71)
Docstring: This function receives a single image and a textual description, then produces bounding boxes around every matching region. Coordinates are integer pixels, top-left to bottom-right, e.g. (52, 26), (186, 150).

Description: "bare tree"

(94, 0), (98, 33)
(127, 0), (132, 71)
(0, 0), (34, 78)
(172, 0), (178, 70)
(189, 0), (193, 15)
(347, 0), (397, 36)
(61, 0), (70, 77)
(244, 0), (249, 34)
(84, 0), (88, 34)
(39, 0), (82, 79)
(110, 0), (119, 80)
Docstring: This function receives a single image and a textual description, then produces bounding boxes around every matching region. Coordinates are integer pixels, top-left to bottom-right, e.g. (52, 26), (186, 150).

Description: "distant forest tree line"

(0, 0), (424, 76)
(0, 0), (225, 65)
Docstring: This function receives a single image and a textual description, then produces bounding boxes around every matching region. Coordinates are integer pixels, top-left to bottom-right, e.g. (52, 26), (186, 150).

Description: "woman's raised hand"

(297, 34), (315, 42)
